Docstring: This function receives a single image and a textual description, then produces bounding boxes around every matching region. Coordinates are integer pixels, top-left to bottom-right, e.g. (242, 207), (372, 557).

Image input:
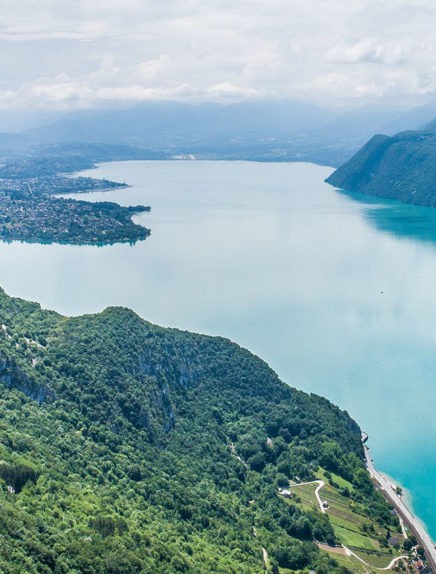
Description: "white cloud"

(206, 83), (264, 99)
(327, 39), (408, 66)
(2, 0), (436, 110)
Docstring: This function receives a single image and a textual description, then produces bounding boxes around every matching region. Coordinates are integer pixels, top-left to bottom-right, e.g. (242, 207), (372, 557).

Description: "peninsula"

(0, 144), (152, 245)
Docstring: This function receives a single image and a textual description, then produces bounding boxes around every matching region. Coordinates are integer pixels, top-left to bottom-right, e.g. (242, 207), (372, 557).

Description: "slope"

(0, 288), (402, 573)
(326, 129), (436, 207)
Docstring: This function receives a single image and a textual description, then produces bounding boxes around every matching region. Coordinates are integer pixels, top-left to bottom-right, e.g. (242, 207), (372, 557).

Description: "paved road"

(363, 438), (436, 572)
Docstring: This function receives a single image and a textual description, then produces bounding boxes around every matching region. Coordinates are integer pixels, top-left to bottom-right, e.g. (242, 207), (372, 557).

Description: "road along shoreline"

(362, 433), (436, 573)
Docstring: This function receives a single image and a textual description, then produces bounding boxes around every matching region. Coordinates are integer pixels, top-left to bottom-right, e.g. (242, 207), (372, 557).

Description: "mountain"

(424, 117), (436, 131)
(11, 101), (380, 166)
(323, 99), (436, 141)
(380, 99), (436, 134)
(3, 101), (349, 165)
(0, 131), (27, 151)
(3, 99), (435, 167)
(25, 100), (335, 147)
(0, 288), (403, 573)
(0, 110), (63, 134)
(326, 128), (436, 207)
(24, 100), (436, 150)
(313, 104), (407, 145)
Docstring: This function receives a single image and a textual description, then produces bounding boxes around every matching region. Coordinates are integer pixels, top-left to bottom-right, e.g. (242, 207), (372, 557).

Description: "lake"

(0, 160), (434, 538)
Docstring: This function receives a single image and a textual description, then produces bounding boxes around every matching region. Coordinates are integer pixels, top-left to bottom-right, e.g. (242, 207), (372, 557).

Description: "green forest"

(326, 129), (436, 207)
(0, 288), (401, 573)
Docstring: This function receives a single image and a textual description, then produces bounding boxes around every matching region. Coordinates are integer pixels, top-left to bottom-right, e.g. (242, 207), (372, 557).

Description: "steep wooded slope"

(0, 289), (399, 573)
(326, 129), (436, 207)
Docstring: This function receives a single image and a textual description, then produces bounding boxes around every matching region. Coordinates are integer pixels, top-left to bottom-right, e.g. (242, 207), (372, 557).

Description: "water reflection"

(337, 188), (436, 245)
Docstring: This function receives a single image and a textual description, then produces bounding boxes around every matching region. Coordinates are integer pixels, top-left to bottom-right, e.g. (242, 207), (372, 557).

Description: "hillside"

(325, 129), (436, 207)
(0, 288), (404, 573)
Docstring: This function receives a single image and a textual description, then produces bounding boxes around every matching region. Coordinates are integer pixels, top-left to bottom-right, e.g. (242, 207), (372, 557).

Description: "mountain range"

(2, 98), (436, 166)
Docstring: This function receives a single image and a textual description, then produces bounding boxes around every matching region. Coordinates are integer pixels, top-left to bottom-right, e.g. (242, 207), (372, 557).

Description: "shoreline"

(380, 473), (422, 529)
(362, 433), (436, 572)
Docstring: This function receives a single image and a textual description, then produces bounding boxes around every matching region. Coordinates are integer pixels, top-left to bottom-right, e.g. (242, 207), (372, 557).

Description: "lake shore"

(362, 434), (436, 572)
(1, 159), (434, 541)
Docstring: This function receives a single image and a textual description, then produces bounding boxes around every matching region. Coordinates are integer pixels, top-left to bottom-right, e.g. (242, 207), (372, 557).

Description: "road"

(314, 480), (326, 514)
(295, 479), (407, 570)
(343, 545), (407, 571)
(363, 437), (436, 572)
(290, 479), (326, 513)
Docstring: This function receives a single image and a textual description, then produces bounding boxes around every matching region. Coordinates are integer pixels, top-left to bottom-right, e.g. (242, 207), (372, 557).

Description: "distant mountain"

(313, 105), (407, 145)
(380, 99), (436, 134)
(326, 129), (436, 207)
(312, 99), (436, 148)
(0, 131), (27, 151)
(0, 110), (63, 133)
(25, 99), (436, 166)
(423, 117), (436, 131)
(2, 99), (436, 167)
(26, 100), (336, 147)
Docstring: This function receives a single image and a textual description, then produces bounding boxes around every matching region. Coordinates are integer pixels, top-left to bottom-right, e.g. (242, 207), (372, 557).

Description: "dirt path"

(261, 547), (268, 569)
(316, 542), (346, 555)
(318, 541), (407, 570)
(295, 478), (408, 571)
(291, 479), (326, 512)
(343, 545), (407, 571)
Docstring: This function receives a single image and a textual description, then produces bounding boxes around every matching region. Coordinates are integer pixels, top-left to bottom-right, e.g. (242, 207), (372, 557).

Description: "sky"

(2, 0), (436, 111)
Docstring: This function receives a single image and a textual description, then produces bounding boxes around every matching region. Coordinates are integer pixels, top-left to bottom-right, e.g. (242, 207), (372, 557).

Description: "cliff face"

(326, 129), (436, 207)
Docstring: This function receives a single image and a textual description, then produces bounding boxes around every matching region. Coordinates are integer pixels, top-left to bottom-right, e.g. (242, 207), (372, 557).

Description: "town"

(0, 153), (151, 245)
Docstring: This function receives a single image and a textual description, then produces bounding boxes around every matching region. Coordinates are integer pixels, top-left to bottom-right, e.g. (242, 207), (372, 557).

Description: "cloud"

(2, 0), (436, 110)
(206, 83), (264, 99)
(327, 39), (408, 66)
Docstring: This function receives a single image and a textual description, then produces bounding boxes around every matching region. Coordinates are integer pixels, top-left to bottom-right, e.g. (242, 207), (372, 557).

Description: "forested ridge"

(0, 288), (399, 573)
(326, 128), (436, 207)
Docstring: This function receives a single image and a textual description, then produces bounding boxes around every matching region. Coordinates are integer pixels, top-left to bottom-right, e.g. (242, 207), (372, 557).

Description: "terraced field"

(290, 473), (404, 572)
(322, 551), (367, 574)
(321, 485), (380, 549)
(289, 483), (319, 511)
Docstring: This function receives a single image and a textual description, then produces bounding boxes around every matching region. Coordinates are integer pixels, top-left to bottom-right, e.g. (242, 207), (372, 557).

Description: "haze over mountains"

(2, 97), (436, 166)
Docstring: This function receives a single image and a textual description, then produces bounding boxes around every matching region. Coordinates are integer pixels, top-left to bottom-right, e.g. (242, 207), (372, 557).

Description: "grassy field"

(288, 482), (319, 511)
(333, 524), (379, 550)
(317, 545), (400, 574)
(352, 548), (403, 569)
(325, 552), (367, 573)
(316, 468), (354, 492)
(288, 471), (405, 572)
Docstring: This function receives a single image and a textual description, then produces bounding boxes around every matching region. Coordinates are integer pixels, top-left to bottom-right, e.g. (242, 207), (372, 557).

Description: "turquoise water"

(0, 160), (434, 538)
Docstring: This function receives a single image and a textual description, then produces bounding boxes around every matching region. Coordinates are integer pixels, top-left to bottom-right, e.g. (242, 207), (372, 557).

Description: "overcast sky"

(2, 0), (436, 111)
